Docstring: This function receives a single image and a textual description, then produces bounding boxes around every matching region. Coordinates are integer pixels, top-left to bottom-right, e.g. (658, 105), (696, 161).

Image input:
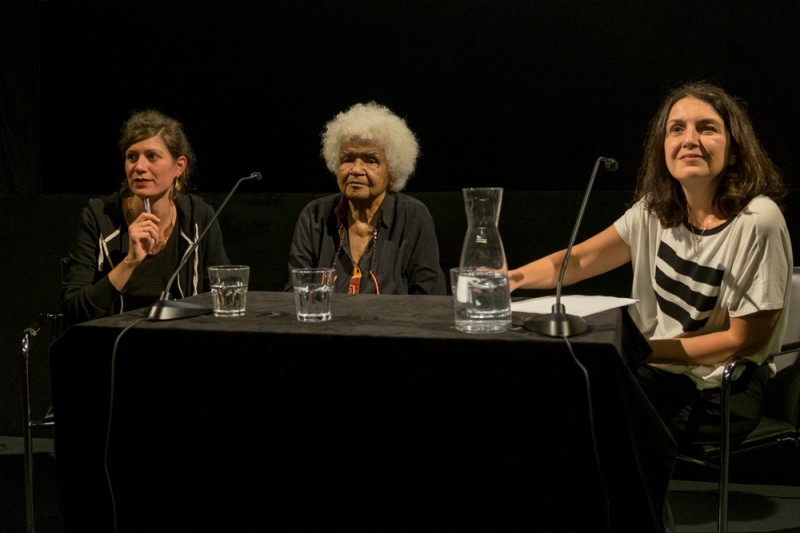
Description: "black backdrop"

(19, 0), (800, 195)
(2, 0), (800, 453)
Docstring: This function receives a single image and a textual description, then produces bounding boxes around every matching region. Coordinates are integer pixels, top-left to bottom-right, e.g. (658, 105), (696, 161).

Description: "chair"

(676, 266), (800, 533)
(21, 258), (67, 533)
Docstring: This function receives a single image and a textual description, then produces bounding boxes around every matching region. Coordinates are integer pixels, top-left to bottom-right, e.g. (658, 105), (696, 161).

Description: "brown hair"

(634, 81), (786, 227)
(117, 109), (195, 198)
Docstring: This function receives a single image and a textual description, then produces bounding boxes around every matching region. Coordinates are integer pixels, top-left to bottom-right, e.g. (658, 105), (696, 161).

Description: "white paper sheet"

(510, 295), (638, 317)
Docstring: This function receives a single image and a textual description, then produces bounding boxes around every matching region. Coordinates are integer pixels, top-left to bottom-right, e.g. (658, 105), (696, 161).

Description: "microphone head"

(602, 158), (619, 172)
(249, 171), (263, 181)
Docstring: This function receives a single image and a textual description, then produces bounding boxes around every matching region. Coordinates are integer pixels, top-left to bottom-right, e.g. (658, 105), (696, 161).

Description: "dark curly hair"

(634, 81), (786, 228)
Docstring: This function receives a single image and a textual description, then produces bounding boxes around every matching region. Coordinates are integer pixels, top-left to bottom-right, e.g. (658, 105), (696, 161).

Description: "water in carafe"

(455, 187), (512, 333)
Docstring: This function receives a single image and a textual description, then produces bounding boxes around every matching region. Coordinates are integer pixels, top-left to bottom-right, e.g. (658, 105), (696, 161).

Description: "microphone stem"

(554, 157), (605, 311)
(158, 173), (258, 301)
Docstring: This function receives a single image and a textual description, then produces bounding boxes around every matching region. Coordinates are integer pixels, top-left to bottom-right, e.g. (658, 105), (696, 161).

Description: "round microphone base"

(147, 300), (213, 321)
(522, 312), (588, 337)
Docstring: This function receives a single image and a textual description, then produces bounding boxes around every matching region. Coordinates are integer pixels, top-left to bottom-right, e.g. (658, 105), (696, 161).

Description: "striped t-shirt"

(614, 195), (793, 389)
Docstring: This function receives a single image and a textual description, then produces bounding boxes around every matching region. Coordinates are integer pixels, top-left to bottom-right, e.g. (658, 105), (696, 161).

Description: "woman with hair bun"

(61, 109), (229, 325)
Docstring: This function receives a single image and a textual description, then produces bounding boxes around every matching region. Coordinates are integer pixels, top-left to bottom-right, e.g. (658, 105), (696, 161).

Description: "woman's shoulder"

(741, 195), (785, 224)
(87, 191), (120, 208)
(618, 196), (653, 222)
(392, 192), (434, 212)
(299, 192), (340, 213)
(728, 195), (787, 239)
(84, 192), (123, 224)
(178, 193), (217, 213)
(746, 194), (782, 211)
(180, 192), (209, 204)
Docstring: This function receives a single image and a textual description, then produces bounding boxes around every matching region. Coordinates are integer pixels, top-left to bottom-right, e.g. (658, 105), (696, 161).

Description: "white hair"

(321, 101), (419, 191)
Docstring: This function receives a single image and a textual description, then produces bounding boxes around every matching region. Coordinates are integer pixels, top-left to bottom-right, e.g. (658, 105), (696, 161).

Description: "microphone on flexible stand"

(146, 171), (263, 321)
(523, 157), (618, 337)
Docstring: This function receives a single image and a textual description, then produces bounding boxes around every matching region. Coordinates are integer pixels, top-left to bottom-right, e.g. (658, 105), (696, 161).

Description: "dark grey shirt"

(287, 192), (446, 295)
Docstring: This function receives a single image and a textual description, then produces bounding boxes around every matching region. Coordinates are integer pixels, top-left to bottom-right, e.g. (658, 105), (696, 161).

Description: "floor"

(668, 479), (800, 532)
(0, 435), (63, 533)
(1, 435), (799, 533)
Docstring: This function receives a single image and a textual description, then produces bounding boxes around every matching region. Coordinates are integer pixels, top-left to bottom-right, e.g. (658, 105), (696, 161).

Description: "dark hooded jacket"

(61, 192), (229, 325)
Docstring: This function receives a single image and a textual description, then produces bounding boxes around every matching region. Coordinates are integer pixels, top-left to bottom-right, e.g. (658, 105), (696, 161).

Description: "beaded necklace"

(334, 222), (380, 294)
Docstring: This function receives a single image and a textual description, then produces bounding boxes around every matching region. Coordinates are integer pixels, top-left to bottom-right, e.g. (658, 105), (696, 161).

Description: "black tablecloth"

(50, 292), (675, 532)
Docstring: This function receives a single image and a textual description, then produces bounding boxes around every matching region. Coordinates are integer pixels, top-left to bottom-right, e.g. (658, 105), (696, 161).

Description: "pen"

(143, 198), (155, 248)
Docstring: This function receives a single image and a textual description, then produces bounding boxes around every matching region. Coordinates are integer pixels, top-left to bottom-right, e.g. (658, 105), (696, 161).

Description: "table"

(50, 292), (676, 532)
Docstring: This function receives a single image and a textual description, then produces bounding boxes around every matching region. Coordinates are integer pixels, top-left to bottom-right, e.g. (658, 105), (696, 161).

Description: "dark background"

(4, 1), (800, 196)
(2, 1), (799, 439)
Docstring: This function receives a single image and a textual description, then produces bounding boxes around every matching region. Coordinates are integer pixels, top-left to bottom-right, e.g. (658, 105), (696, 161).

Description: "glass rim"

(209, 264), (250, 270)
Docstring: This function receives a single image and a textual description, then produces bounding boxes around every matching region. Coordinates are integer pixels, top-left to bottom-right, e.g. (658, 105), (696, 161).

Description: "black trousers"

(636, 362), (770, 447)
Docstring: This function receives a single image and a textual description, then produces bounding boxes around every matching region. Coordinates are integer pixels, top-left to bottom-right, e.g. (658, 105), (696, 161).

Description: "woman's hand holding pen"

(108, 196), (160, 292)
(126, 197), (161, 265)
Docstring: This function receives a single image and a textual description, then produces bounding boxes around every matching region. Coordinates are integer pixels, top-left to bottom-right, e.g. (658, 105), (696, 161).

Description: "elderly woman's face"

(336, 140), (391, 204)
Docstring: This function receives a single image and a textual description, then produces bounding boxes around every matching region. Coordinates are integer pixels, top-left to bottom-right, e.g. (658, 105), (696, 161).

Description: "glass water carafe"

(454, 187), (512, 333)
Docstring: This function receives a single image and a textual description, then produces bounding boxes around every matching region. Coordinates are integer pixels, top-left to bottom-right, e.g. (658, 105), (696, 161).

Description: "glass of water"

(208, 265), (250, 317)
(450, 266), (511, 333)
(291, 267), (336, 322)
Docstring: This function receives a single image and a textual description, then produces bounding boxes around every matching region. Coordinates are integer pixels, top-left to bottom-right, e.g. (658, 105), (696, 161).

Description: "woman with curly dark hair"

(509, 81), (793, 448)
(635, 82), (787, 228)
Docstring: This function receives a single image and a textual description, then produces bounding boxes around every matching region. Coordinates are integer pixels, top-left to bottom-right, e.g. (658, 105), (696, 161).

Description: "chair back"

(775, 266), (800, 371)
(763, 267), (800, 427)
(764, 355), (800, 428)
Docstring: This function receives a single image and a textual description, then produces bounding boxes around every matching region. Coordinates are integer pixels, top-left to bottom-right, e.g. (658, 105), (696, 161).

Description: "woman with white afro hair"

(286, 101), (446, 295)
(321, 101), (419, 192)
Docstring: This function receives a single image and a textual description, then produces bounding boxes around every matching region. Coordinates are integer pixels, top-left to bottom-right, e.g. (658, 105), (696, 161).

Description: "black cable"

(561, 333), (611, 533)
(104, 316), (149, 533)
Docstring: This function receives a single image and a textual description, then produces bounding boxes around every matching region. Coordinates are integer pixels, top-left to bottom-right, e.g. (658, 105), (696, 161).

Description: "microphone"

(146, 171), (263, 321)
(523, 157), (618, 337)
